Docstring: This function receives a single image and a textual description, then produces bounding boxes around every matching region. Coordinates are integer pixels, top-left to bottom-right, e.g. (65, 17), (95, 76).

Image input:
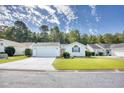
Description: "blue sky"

(0, 5), (124, 35)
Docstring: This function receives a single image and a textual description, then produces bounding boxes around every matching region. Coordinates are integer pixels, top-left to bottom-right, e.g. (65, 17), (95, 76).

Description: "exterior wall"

(63, 43), (86, 57)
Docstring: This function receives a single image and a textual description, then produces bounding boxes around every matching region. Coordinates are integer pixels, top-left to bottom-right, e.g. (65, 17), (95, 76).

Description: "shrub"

(98, 52), (104, 56)
(85, 51), (95, 57)
(91, 52), (95, 56)
(63, 52), (70, 58)
(25, 48), (32, 57)
(85, 51), (92, 57)
(0, 52), (6, 54)
(4, 46), (15, 56)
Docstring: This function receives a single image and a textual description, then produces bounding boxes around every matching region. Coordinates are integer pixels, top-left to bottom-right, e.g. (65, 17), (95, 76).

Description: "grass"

(0, 56), (28, 64)
(53, 57), (124, 70)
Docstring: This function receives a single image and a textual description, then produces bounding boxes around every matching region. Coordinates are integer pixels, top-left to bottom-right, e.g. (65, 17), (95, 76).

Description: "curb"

(0, 69), (124, 72)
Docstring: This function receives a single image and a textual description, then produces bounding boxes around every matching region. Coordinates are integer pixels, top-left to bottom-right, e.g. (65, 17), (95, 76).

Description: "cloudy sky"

(0, 5), (124, 34)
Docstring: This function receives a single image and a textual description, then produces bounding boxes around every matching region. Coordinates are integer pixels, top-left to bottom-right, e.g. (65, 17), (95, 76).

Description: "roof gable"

(67, 42), (86, 48)
(111, 43), (124, 49)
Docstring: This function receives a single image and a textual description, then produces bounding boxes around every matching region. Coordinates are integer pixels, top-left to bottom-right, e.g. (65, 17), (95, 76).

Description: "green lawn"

(53, 57), (124, 70)
(0, 56), (28, 64)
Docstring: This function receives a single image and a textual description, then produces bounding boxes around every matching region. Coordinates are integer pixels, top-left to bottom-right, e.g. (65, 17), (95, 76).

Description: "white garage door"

(113, 51), (124, 57)
(35, 47), (59, 57)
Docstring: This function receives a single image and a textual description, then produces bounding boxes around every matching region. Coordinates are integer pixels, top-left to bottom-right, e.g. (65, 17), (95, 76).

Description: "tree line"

(0, 21), (124, 44)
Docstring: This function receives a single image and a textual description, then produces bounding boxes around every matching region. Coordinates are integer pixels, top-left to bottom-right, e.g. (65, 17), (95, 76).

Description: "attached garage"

(32, 43), (60, 57)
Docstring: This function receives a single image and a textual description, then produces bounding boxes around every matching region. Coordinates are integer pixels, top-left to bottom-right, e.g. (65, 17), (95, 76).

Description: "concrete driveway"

(0, 57), (55, 71)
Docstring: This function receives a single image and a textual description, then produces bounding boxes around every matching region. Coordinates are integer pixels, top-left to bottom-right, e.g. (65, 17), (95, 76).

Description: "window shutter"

(78, 48), (80, 52)
(72, 48), (74, 52)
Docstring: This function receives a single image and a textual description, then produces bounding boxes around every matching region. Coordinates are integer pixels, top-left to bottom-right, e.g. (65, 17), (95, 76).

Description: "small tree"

(4, 46), (15, 56)
(63, 52), (70, 58)
(25, 48), (32, 57)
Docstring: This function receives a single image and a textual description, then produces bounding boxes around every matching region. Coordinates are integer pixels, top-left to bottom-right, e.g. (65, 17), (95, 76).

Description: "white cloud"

(0, 5), (61, 27)
(38, 6), (56, 14)
(0, 5), (77, 32)
(53, 5), (78, 31)
(54, 5), (77, 23)
(89, 28), (98, 35)
(89, 5), (101, 22)
(89, 5), (96, 16)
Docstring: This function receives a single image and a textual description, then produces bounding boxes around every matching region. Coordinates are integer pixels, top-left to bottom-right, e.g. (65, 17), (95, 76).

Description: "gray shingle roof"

(32, 42), (60, 46)
(0, 39), (26, 47)
(21, 43), (34, 47)
(111, 43), (124, 49)
(98, 44), (111, 49)
(88, 44), (101, 49)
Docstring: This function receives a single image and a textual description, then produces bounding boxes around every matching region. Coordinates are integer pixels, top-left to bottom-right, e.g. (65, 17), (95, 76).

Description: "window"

(72, 45), (80, 52)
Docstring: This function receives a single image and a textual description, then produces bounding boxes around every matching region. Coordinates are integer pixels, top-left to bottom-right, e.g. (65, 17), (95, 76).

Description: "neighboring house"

(97, 44), (112, 56)
(111, 43), (124, 57)
(0, 39), (26, 55)
(87, 43), (124, 57)
(61, 42), (86, 57)
(87, 44), (105, 56)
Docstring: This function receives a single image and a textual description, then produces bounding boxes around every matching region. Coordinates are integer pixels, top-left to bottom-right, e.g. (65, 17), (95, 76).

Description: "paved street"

(0, 70), (124, 88)
(0, 57), (55, 71)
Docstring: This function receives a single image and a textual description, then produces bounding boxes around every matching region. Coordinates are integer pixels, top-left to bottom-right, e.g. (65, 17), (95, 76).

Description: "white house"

(87, 43), (124, 57)
(61, 42), (86, 57)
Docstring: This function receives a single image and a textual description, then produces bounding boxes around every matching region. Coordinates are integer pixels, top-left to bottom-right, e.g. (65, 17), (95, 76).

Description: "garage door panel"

(36, 47), (59, 57)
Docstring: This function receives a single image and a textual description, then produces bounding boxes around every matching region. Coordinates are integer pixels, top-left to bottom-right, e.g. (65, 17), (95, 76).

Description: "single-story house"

(87, 43), (124, 57)
(30, 42), (86, 57)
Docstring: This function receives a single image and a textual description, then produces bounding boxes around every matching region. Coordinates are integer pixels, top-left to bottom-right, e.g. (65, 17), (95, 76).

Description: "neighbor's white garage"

(111, 43), (124, 57)
(111, 49), (124, 57)
(32, 43), (60, 57)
